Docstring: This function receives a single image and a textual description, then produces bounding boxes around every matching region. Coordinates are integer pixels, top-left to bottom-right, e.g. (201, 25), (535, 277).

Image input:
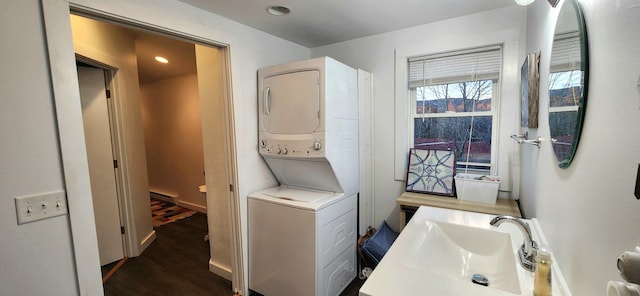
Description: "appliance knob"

(276, 148), (282, 154)
(313, 141), (322, 151)
(282, 148), (288, 155)
(260, 140), (266, 148)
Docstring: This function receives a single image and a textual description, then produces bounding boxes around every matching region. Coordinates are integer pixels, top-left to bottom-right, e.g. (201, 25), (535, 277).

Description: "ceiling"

(129, 0), (521, 83)
(134, 31), (196, 84)
(179, 0), (518, 48)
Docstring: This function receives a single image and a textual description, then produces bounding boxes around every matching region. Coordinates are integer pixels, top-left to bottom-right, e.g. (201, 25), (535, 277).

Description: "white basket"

(454, 173), (500, 205)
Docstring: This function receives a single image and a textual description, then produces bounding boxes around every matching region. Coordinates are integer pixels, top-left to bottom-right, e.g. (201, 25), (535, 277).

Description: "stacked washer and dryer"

(249, 57), (360, 296)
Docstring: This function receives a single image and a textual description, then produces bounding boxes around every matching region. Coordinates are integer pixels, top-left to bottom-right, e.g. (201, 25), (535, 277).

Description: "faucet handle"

(519, 240), (539, 271)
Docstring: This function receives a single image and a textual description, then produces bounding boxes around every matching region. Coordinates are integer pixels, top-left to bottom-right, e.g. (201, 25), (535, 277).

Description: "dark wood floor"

(101, 213), (231, 295)
(101, 212), (365, 295)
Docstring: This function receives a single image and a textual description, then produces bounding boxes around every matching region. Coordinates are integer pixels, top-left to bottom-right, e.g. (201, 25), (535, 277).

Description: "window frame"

(407, 47), (503, 175)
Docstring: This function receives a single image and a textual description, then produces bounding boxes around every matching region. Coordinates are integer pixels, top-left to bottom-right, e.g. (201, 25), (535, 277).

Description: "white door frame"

(76, 56), (138, 260)
(77, 64), (126, 265)
(41, 1), (242, 295)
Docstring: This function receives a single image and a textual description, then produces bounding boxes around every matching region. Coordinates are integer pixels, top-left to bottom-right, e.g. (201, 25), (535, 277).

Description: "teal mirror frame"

(548, 0), (589, 169)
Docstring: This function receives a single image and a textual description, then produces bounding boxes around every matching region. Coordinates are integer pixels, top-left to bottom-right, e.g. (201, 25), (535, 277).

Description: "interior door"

(78, 66), (124, 266)
(262, 70), (320, 134)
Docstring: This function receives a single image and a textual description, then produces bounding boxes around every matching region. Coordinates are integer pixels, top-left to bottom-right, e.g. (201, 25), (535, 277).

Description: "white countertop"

(359, 206), (571, 296)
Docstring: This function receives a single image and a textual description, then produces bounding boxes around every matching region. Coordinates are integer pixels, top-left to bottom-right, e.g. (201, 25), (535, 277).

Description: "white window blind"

(408, 46), (502, 88)
(550, 31), (581, 72)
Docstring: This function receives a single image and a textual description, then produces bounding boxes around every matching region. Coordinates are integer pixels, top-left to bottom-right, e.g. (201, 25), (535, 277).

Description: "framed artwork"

(521, 51), (541, 128)
(405, 149), (456, 196)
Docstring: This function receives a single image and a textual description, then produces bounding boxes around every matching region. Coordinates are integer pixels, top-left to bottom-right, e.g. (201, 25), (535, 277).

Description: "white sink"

(359, 206), (571, 296)
(401, 220), (520, 294)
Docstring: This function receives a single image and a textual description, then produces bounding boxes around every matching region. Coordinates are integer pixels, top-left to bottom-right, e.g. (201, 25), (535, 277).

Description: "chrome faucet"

(489, 215), (538, 271)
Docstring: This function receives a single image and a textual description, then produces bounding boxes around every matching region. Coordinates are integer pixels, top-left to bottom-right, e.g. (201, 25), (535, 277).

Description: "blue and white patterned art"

(405, 149), (456, 196)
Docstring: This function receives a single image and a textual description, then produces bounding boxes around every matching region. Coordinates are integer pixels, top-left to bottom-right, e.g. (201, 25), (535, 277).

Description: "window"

(408, 46), (502, 173)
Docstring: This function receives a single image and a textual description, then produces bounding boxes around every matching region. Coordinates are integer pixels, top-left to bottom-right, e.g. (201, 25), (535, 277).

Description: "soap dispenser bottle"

(534, 245), (552, 296)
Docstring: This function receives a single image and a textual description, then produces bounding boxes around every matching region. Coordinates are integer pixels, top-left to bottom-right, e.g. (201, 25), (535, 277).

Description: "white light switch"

(15, 190), (68, 224)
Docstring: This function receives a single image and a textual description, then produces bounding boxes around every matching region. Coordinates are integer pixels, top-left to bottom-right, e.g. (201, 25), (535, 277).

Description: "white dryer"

(248, 186), (356, 296)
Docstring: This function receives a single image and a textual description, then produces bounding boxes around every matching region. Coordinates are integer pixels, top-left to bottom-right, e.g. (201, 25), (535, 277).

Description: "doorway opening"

(70, 12), (237, 291)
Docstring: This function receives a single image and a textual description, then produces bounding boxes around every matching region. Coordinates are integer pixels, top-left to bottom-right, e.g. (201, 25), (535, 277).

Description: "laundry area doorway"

(69, 12), (237, 290)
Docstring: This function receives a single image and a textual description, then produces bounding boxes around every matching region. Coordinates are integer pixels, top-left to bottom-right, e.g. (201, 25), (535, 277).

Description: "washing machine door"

(261, 70), (320, 134)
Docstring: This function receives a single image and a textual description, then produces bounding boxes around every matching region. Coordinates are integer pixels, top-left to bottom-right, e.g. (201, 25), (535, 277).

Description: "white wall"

(521, 0), (640, 294)
(311, 6), (527, 231)
(0, 0), (81, 295)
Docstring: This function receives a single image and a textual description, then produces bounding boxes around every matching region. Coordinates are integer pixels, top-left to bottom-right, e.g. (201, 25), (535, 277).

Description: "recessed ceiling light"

(266, 5), (290, 16)
(154, 56), (169, 64)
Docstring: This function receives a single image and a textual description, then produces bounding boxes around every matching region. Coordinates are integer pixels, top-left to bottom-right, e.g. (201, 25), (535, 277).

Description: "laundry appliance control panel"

(259, 138), (325, 158)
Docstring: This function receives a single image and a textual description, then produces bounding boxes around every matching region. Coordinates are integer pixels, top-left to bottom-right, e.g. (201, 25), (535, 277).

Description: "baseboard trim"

(149, 190), (176, 204)
(177, 200), (207, 213)
(209, 258), (232, 281)
(140, 230), (156, 253)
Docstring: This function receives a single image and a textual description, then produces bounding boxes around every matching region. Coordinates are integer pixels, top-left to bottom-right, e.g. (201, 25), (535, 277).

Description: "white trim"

(209, 258), (233, 281)
(140, 230), (156, 251)
(358, 69), (375, 234)
(41, 1), (104, 294)
(549, 105), (580, 113)
(102, 67), (139, 258)
(413, 110), (494, 118)
(217, 46), (245, 295)
(177, 200), (207, 213)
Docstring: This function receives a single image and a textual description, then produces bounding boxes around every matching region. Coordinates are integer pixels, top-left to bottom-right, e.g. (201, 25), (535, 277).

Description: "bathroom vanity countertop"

(359, 206), (572, 296)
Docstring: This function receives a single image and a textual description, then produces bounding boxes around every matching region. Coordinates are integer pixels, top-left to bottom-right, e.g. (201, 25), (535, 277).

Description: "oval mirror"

(548, 0), (589, 168)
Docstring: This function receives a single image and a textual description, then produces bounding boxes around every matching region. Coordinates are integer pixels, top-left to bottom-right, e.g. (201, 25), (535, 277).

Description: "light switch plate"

(15, 190), (68, 224)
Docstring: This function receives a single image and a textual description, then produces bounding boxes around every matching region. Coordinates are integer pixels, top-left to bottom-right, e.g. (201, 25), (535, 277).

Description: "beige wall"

(140, 74), (207, 211)
(70, 15), (154, 256)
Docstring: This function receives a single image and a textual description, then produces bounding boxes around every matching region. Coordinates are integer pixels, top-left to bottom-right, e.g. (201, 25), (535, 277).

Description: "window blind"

(550, 31), (581, 72)
(408, 45), (502, 88)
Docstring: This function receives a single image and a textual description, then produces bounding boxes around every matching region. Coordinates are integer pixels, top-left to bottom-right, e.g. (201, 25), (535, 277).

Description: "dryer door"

(262, 70), (320, 134)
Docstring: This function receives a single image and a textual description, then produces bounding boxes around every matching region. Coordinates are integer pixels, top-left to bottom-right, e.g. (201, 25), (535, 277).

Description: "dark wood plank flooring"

(102, 213), (231, 295)
(101, 212), (365, 295)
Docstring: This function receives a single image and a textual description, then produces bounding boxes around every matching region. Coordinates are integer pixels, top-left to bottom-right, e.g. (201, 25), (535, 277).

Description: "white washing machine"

(248, 185), (356, 296)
